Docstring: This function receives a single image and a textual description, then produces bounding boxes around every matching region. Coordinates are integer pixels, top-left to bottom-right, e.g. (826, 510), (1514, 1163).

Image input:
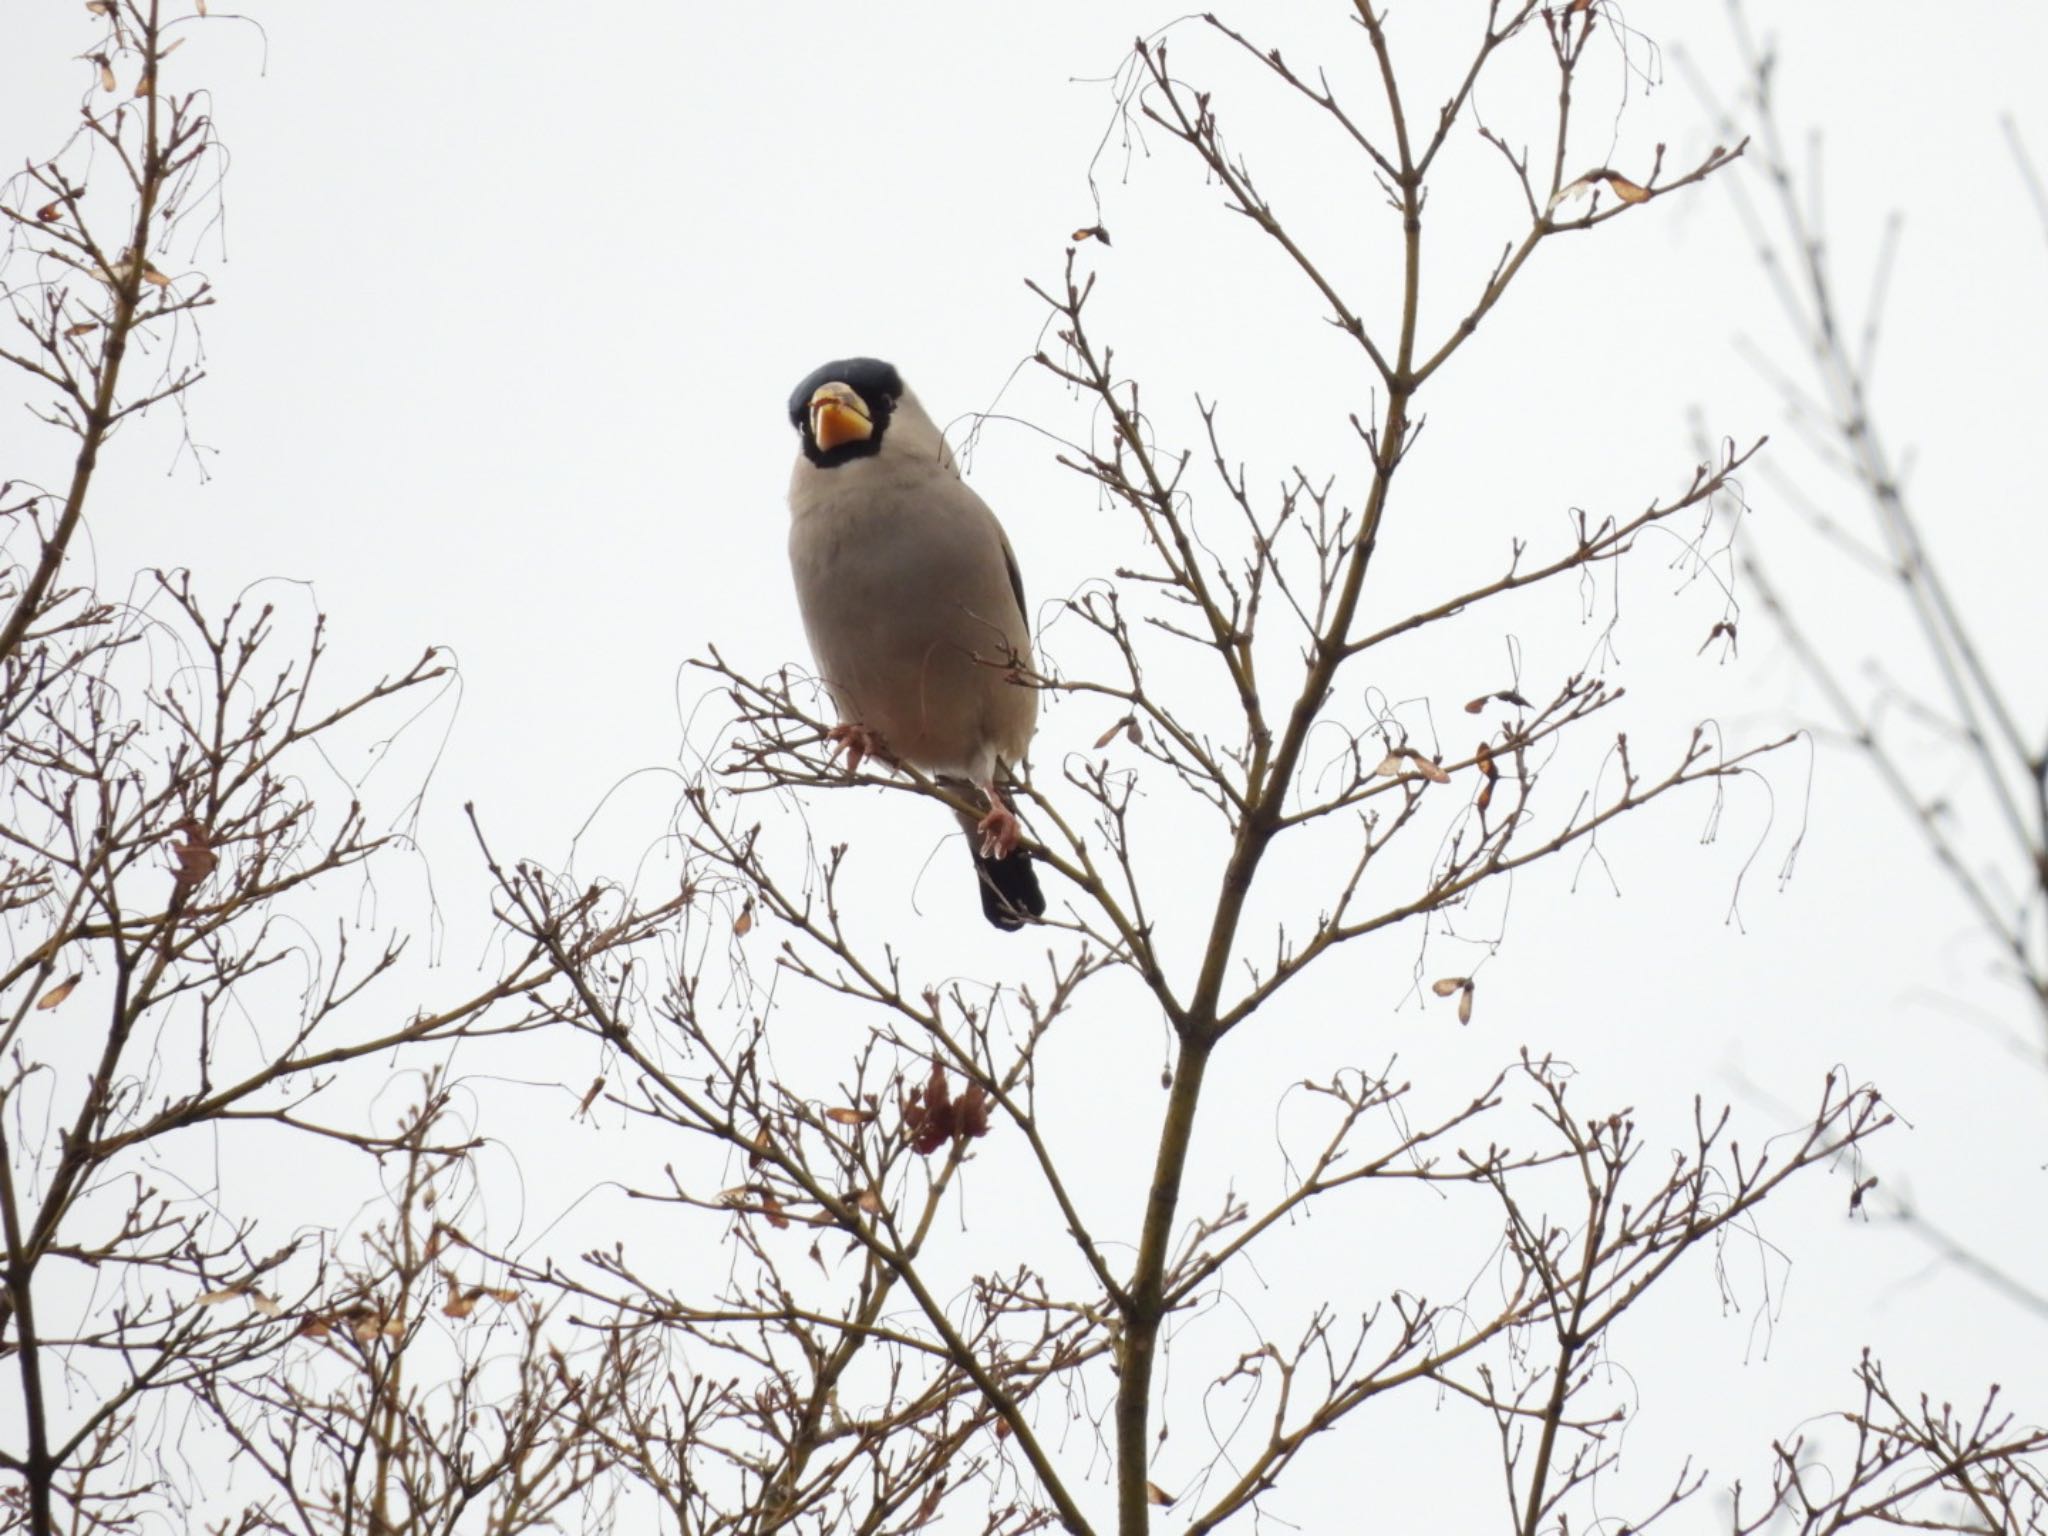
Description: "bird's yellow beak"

(808, 382), (873, 451)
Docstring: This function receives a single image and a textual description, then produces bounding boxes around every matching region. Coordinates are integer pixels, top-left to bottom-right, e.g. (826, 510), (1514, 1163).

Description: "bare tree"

(192, 1075), (644, 1536)
(0, 7), (668, 1531)
(488, 8), (1973, 1535)
(9, 5), (2039, 1535)
(1732, 1353), (2048, 1536)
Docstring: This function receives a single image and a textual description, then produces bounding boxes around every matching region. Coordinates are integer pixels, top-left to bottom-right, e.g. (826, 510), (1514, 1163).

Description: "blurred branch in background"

(1683, 2), (2048, 1335)
(1698, 3), (2048, 1047)
(1673, 2), (2048, 1522)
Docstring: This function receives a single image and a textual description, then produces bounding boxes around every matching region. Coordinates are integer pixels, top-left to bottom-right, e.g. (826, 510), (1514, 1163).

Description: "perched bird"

(785, 357), (1045, 930)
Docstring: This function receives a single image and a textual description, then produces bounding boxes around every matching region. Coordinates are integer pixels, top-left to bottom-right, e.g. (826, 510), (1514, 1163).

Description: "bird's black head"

(788, 357), (905, 468)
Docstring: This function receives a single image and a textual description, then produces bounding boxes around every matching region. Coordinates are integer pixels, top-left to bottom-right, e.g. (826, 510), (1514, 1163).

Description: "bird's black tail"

(974, 849), (1045, 931)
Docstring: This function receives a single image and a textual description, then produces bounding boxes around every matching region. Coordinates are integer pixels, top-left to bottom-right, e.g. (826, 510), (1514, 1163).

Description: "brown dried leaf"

(958, 1082), (990, 1140)
(1458, 984), (1475, 1025)
(294, 1315), (331, 1339)
(994, 1415), (1012, 1439)
(1093, 715), (1132, 750)
(1606, 173), (1651, 204)
(485, 1286), (517, 1303)
(1070, 223), (1112, 245)
(719, 1183), (791, 1228)
(133, 71), (154, 98)
(1499, 689), (1532, 709)
(1431, 977), (1467, 998)
(63, 320), (97, 337)
(169, 818), (216, 892)
(95, 55), (116, 91)
(824, 1106), (874, 1126)
(140, 262), (171, 287)
(35, 200), (62, 223)
(1411, 755), (1451, 785)
(194, 1286), (244, 1307)
(35, 973), (80, 1011)
(576, 1076), (604, 1117)
(196, 0), (207, 13)
(856, 1187), (883, 1215)
(733, 899), (754, 937)
(86, 1), (114, 12)
(905, 1061), (955, 1155)
(1463, 696), (1488, 714)
(1371, 750), (1403, 779)
(1146, 1482), (1176, 1508)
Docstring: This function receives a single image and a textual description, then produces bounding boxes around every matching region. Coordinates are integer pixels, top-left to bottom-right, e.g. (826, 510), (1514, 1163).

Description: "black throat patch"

(789, 357), (904, 468)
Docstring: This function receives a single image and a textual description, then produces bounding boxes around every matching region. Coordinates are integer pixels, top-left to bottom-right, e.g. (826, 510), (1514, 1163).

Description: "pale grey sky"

(4, 3), (2046, 1530)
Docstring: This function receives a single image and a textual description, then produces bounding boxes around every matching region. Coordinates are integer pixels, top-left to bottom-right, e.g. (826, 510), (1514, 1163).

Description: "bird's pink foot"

(975, 789), (1022, 860)
(825, 723), (890, 776)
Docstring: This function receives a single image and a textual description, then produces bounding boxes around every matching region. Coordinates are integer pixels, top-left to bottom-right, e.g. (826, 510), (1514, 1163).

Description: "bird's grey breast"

(788, 460), (1032, 772)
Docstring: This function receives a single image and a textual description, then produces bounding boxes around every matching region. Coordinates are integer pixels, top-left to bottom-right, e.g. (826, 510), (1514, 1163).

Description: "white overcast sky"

(6, 3), (2048, 1530)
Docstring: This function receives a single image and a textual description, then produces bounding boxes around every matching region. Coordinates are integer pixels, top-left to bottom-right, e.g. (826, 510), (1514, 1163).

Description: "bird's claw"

(976, 803), (1022, 860)
(825, 723), (890, 776)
